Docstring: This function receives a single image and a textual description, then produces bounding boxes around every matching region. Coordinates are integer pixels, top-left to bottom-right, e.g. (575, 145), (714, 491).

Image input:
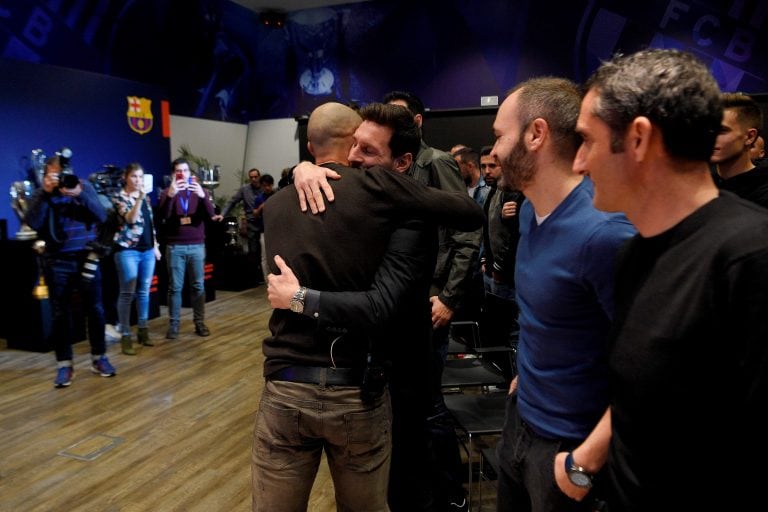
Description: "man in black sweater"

(711, 92), (768, 208)
(564, 48), (768, 512)
(256, 102), (483, 512)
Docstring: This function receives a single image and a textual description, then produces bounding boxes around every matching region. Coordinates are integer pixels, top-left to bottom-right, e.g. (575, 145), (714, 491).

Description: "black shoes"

(194, 322), (210, 337)
(165, 323), (210, 338)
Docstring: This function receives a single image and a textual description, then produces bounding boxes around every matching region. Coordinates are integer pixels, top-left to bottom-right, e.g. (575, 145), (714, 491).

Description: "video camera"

(49, 148), (121, 277)
(88, 164), (123, 198)
(56, 147), (80, 190)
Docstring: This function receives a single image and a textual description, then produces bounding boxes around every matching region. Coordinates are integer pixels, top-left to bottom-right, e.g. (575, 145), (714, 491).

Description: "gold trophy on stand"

(32, 240), (48, 300)
(9, 180), (38, 240)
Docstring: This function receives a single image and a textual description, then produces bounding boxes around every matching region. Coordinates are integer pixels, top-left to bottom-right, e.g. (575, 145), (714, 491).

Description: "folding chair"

(444, 387), (507, 509)
(442, 293), (520, 510)
(441, 321), (511, 391)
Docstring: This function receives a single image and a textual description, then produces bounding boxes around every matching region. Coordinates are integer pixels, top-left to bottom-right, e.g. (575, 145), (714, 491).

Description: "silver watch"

(565, 452), (593, 488)
(289, 286), (307, 314)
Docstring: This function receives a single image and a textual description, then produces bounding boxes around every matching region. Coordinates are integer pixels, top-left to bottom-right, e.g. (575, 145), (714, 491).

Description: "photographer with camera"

(25, 154), (116, 388)
(157, 158), (216, 339)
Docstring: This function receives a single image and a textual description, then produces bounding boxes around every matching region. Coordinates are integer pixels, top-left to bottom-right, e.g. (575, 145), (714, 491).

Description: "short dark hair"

(171, 157), (189, 171)
(586, 49), (722, 162)
(507, 77), (583, 162)
(359, 102), (422, 160)
(454, 147), (479, 167)
(248, 168), (261, 177)
(480, 145), (494, 157)
(259, 174), (274, 185)
(382, 90), (425, 117)
(721, 93), (763, 134)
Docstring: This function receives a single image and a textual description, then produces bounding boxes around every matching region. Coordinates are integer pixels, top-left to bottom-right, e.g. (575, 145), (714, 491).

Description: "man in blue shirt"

(490, 77), (635, 511)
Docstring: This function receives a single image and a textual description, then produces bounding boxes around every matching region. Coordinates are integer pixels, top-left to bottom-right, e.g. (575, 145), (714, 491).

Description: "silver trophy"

(30, 148), (46, 187)
(200, 164), (221, 201)
(9, 180), (37, 240)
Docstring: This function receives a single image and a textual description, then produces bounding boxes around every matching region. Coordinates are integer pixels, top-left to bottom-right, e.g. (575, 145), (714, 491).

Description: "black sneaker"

(166, 326), (179, 339)
(194, 322), (210, 337)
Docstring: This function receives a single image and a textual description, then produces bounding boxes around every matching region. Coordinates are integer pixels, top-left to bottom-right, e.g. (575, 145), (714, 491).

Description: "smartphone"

(142, 173), (153, 194)
(175, 171), (184, 181)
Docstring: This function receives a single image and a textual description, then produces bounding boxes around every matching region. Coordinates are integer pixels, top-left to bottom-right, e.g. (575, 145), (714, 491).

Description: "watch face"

(568, 471), (592, 488)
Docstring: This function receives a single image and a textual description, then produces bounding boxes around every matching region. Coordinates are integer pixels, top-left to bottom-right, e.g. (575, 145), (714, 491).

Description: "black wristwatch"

(565, 452), (593, 488)
(289, 286), (307, 314)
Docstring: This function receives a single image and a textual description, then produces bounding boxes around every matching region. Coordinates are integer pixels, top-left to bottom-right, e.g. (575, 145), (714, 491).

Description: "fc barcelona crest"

(126, 96), (154, 135)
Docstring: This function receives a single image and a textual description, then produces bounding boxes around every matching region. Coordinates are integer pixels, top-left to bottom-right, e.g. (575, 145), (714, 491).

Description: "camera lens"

(59, 174), (80, 189)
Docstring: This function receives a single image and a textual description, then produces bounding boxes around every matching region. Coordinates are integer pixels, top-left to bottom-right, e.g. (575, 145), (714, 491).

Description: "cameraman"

(26, 155), (116, 388)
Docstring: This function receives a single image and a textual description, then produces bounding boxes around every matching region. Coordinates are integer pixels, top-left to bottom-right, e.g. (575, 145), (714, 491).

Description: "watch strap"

(290, 286), (307, 313)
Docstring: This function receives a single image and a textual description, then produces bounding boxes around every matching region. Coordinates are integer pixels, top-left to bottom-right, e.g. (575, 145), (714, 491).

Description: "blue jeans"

(114, 248), (156, 334)
(44, 253), (106, 362)
(252, 380), (392, 512)
(165, 243), (205, 326)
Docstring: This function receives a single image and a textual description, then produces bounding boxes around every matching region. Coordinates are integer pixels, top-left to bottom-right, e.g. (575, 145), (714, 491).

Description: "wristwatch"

(289, 286), (308, 314)
(565, 452), (593, 488)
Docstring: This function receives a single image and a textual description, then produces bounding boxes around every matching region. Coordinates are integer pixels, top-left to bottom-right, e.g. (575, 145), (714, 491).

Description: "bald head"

(307, 102), (362, 164)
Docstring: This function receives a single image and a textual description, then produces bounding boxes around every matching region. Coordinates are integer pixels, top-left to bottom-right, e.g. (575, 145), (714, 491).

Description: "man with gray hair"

(567, 48), (768, 511)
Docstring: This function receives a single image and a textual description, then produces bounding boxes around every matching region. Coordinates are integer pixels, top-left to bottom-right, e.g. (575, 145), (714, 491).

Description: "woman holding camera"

(112, 162), (161, 355)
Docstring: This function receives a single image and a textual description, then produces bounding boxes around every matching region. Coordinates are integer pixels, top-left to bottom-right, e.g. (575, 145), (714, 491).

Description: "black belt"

(269, 366), (362, 386)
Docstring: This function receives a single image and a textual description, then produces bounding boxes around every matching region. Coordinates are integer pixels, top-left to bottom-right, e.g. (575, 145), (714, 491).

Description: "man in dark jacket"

(255, 102), (483, 512)
(26, 155), (114, 388)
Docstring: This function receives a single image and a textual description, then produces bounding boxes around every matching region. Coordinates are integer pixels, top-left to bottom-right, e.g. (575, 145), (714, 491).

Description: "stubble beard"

(500, 135), (536, 191)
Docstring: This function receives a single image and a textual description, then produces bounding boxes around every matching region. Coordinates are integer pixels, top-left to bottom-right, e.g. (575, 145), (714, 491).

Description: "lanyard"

(179, 190), (191, 216)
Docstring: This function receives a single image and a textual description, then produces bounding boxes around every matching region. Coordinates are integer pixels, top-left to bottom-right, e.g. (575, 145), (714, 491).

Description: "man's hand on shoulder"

(293, 161), (341, 214)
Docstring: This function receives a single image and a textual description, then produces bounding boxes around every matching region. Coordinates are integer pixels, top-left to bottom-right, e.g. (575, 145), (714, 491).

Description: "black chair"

(447, 320), (471, 355)
(442, 321), (513, 390)
(442, 315), (518, 509)
(444, 390), (508, 510)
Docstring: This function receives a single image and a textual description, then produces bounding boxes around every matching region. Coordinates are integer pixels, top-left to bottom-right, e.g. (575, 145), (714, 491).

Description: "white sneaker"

(105, 324), (121, 344)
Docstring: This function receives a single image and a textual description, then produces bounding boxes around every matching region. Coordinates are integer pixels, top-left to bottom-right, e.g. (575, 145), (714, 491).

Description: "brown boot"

(137, 327), (154, 346)
(120, 335), (137, 356)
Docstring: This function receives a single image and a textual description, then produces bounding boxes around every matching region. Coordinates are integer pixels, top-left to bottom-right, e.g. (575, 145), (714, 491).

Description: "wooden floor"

(0, 286), (496, 512)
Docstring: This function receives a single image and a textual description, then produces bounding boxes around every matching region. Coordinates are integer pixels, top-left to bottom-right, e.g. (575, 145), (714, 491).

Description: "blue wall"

(0, 0), (765, 234)
(0, 0), (765, 123)
(0, 59), (170, 238)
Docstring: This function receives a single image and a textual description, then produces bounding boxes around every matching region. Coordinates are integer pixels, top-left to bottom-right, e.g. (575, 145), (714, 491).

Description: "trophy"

(30, 148), (46, 187)
(224, 217), (240, 248)
(32, 240), (48, 300)
(200, 164), (221, 201)
(9, 180), (37, 240)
